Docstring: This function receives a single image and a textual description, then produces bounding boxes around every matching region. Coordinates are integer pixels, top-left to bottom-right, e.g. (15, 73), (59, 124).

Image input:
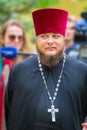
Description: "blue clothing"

(65, 44), (79, 58)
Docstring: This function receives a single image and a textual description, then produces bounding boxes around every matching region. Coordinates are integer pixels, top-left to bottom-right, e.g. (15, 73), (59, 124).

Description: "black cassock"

(5, 55), (87, 130)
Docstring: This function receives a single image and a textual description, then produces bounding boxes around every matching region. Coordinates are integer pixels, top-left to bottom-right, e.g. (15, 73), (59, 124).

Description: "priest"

(5, 8), (87, 130)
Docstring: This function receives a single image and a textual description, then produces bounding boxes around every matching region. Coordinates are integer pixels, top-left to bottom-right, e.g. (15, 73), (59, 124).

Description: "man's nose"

(47, 37), (54, 44)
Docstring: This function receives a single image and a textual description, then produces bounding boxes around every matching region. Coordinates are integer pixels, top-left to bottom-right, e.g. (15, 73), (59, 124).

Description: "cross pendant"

(48, 104), (59, 122)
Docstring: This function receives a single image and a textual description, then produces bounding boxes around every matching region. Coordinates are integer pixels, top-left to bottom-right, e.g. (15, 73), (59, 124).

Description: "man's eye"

(41, 35), (47, 39)
(53, 34), (62, 39)
(53, 35), (59, 39)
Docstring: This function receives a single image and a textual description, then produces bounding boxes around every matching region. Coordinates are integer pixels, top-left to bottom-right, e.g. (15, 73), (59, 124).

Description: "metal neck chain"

(38, 53), (66, 106)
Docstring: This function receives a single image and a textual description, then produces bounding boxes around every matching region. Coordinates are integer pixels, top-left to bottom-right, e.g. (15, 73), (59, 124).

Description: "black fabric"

(5, 55), (87, 130)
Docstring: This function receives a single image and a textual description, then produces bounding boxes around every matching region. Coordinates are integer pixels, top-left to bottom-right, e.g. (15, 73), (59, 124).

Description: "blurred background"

(0, 0), (87, 51)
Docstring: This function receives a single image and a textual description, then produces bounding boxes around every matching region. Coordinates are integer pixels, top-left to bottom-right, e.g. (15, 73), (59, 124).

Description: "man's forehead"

(38, 33), (63, 36)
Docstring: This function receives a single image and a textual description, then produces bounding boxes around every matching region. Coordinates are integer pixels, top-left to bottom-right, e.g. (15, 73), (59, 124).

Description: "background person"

(64, 17), (79, 58)
(0, 19), (31, 65)
(0, 19), (31, 130)
(0, 19), (31, 85)
(5, 8), (87, 130)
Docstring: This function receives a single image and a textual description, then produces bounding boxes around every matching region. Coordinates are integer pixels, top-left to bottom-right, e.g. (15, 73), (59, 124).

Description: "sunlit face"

(36, 33), (65, 67)
(36, 33), (64, 56)
(3, 25), (24, 50)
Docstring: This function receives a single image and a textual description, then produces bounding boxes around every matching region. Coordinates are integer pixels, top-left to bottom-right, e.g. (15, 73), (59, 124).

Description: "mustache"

(36, 45), (63, 67)
(45, 46), (56, 49)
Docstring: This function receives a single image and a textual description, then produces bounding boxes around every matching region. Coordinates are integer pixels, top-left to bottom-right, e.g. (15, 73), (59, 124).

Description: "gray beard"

(36, 46), (64, 68)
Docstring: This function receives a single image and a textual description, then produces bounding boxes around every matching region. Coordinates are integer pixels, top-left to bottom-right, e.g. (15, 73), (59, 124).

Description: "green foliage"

(83, 7), (87, 11)
(0, 0), (37, 26)
(37, 0), (59, 8)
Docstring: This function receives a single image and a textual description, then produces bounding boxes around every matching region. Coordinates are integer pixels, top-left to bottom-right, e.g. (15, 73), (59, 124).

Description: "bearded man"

(5, 8), (87, 130)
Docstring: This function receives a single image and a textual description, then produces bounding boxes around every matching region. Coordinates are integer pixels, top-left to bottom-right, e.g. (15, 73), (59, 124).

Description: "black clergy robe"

(5, 55), (87, 130)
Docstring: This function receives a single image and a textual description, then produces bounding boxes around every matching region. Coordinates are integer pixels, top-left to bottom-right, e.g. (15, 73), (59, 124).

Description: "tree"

(0, 0), (37, 26)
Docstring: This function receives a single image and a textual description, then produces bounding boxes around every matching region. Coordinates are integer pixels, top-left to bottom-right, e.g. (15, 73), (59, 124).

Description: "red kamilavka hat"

(32, 8), (68, 36)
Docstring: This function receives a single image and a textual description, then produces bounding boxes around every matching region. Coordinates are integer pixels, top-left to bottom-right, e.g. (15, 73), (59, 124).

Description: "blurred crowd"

(0, 19), (32, 130)
(65, 11), (87, 63)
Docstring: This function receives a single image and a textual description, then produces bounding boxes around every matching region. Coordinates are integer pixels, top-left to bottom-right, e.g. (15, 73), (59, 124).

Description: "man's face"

(36, 33), (64, 56)
(3, 25), (24, 50)
(65, 20), (76, 41)
(36, 33), (65, 67)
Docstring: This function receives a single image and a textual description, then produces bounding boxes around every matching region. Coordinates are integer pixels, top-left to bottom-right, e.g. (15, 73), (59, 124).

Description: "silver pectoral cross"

(48, 105), (59, 122)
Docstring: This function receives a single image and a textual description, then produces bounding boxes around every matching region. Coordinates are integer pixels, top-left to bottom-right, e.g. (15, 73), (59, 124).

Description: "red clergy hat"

(32, 8), (68, 36)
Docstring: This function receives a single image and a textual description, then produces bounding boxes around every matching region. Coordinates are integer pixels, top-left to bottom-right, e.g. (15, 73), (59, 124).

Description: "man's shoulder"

(13, 55), (38, 71)
(66, 55), (87, 70)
